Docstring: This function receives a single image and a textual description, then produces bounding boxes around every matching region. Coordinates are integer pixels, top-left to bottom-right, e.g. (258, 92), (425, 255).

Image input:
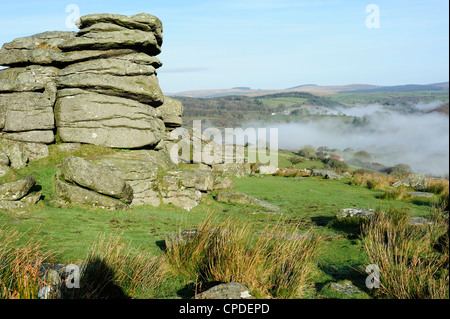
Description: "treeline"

(176, 92), (345, 127)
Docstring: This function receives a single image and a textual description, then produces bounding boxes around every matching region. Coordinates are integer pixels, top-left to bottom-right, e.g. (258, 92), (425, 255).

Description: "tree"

(353, 150), (371, 161)
(299, 145), (317, 159)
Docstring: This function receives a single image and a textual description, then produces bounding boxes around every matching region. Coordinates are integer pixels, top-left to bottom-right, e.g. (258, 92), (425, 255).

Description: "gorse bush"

(165, 216), (322, 299)
(362, 209), (449, 299)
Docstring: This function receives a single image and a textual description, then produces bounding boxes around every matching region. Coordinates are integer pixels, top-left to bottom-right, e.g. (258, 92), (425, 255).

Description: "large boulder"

(0, 175), (36, 201)
(310, 169), (342, 180)
(336, 208), (375, 219)
(55, 177), (129, 210)
(61, 156), (133, 203)
(195, 282), (253, 299)
(55, 89), (165, 148)
(56, 72), (164, 106)
(392, 174), (428, 191)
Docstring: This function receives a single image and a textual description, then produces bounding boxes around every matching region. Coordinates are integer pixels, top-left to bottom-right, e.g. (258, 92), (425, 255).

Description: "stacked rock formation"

(0, 13), (183, 158)
(0, 13), (258, 212)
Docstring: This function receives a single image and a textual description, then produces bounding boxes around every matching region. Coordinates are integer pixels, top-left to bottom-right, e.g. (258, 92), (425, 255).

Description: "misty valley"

(177, 88), (449, 177)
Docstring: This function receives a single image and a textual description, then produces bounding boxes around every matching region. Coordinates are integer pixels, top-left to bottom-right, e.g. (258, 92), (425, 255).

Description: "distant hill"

(166, 82), (448, 98)
(340, 82), (449, 94)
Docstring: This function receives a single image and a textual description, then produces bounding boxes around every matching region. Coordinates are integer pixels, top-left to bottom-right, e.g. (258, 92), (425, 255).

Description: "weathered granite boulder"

(86, 151), (170, 207)
(215, 191), (280, 211)
(55, 88), (165, 148)
(0, 31), (75, 66)
(392, 174), (428, 191)
(62, 156), (133, 203)
(158, 174), (203, 211)
(311, 169), (342, 180)
(195, 282), (253, 299)
(59, 13), (163, 55)
(156, 96), (183, 129)
(55, 176), (129, 210)
(0, 175), (36, 201)
(56, 70), (164, 105)
(258, 165), (279, 175)
(336, 208), (375, 219)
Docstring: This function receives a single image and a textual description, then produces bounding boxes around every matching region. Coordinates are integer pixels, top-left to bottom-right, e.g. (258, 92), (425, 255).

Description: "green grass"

(0, 144), (444, 299)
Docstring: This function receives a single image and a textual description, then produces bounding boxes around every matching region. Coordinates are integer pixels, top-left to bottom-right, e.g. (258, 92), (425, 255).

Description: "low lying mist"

(241, 102), (449, 177)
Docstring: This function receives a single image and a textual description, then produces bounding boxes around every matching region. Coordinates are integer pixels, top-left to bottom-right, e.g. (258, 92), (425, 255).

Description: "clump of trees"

(298, 145), (317, 159)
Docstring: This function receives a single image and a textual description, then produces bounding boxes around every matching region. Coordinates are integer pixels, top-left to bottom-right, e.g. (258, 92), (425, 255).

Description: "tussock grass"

(0, 225), (53, 299)
(350, 172), (395, 190)
(165, 215), (322, 299)
(74, 233), (169, 299)
(362, 209), (449, 299)
(380, 186), (413, 201)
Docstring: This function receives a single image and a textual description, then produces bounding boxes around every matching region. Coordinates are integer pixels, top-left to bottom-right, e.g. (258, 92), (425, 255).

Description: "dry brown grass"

(0, 225), (53, 299)
(362, 209), (449, 299)
(350, 172), (396, 190)
(165, 215), (322, 299)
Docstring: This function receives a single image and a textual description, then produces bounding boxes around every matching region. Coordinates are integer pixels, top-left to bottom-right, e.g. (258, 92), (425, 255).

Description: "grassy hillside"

(179, 90), (449, 128)
(1, 144), (446, 299)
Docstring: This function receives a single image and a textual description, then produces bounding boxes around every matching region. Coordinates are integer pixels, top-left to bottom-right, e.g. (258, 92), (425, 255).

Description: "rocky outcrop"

(336, 208), (375, 219)
(0, 13), (181, 160)
(62, 156), (133, 203)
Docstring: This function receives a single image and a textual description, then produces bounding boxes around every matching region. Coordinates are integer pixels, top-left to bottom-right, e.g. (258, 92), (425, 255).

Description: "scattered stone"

(311, 169), (342, 180)
(213, 176), (235, 190)
(212, 163), (251, 178)
(408, 217), (434, 226)
(215, 191), (280, 211)
(258, 165), (279, 175)
(20, 191), (42, 205)
(329, 282), (363, 296)
(406, 191), (435, 198)
(55, 177), (129, 210)
(195, 282), (253, 299)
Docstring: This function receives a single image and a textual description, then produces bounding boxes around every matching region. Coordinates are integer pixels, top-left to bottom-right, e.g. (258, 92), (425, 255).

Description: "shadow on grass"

(316, 263), (369, 296)
(155, 240), (167, 252)
(311, 216), (364, 239)
(73, 257), (129, 299)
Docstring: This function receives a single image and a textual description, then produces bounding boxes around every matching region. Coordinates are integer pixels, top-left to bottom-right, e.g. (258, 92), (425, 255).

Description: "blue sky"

(0, 0), (448, 92)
